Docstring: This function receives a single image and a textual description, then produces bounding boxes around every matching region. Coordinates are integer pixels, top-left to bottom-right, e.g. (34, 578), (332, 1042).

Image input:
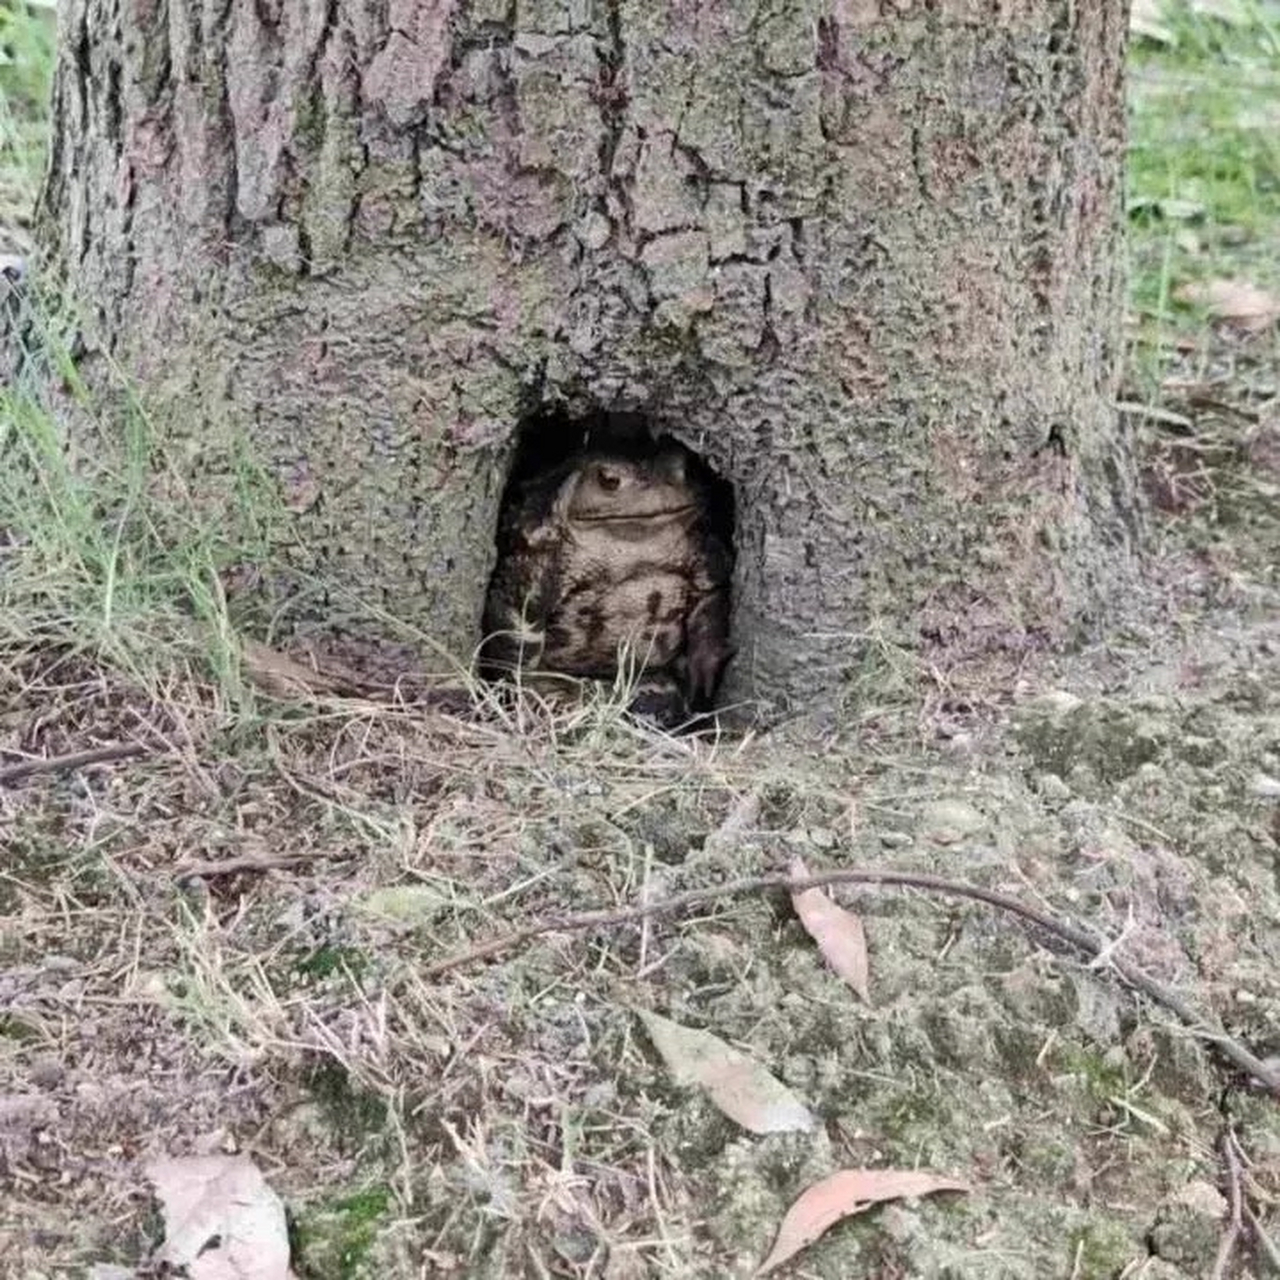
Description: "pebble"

(576, 211), (612, 251)
(919, 799), (986, 845)
(1251, 773), (1280, 798)
(1037, 773), (1071, 802)
(1176, 1180), (1228, 1218)
(1027, 690), (1082, 718)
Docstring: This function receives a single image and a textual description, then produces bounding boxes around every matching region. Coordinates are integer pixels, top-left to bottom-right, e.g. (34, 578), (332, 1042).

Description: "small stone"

(576, 211), (612, 251)
(805, 826), (837, 850)
(260, 223), (302, 273)
(1028, 690), (1082, 717)
(1037, 773), (1071, 802)
(1176, 1179), (1227, 1217)
(879, 831), (913, 849)
(919, 799), (986, 845)
(1251, 772), (1280, 798)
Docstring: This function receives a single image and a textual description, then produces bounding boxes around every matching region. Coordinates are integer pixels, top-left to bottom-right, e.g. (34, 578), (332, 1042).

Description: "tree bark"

(39, 0), (1135, 712)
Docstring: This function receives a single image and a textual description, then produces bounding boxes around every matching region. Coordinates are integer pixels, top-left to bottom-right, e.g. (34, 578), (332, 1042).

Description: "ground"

(2, 3), (1280, 1278)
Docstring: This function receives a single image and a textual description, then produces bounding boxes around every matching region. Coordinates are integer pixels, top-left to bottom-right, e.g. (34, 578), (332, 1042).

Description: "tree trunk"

(38, 0), (1135, 712)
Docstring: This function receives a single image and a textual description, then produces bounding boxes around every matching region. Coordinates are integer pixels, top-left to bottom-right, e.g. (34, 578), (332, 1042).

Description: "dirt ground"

(3, 343), (1280, 1279)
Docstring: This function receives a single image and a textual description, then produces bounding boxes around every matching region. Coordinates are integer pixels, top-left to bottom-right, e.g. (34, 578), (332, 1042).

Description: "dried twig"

(0, 741), (151, 786)
(1213, 1126), (1245, 1280)
(1243, 1200), (1280, 1272)
(420, 863), (1280, 1093)
(172, 853), (319, 879)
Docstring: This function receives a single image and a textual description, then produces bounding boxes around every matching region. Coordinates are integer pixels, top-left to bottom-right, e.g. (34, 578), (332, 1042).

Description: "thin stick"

(1243, 1200), (1280, 1271)
(420, 865), (1280, 1093)
(1212, 1126), (1245, 1280)
(172, 853), (318, 879)
(0, 741), (150, 786)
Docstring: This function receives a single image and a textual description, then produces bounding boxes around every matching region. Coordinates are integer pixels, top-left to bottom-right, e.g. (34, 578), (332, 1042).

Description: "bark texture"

(40, 0), (1134, 710)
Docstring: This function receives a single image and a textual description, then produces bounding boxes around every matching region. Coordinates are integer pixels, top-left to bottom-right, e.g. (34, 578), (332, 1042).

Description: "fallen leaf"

(146, 1153), (292, 1280)
(1174, 279), (1280, 334)
(1130, 0), (1176, 43)
(634, 1009), (815, 1134)
(702, 790), (762, 860)
(790, 857), (870, 1004)
(1189, 0), (1254, 23)
(757, 1168), (972, 1276)
(1126, 195), (1205, 222)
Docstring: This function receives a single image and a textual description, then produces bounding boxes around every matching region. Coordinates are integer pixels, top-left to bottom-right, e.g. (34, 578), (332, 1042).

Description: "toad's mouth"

(574, 503), (696, 523)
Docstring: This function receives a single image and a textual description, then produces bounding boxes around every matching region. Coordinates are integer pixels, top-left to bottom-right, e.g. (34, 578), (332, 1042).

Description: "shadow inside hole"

(485, 407), (736, 718)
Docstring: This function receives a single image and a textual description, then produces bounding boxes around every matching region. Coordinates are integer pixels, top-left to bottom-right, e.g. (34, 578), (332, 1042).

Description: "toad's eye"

(596, 467), (622, 491)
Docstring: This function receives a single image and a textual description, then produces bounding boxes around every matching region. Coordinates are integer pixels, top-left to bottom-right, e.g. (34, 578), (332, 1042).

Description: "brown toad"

(480, 442), (733, 723)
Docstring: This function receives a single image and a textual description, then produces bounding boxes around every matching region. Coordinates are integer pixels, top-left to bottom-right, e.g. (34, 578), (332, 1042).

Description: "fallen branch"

(0, 741), (151, 786)
(420, 864), (1280, 1094)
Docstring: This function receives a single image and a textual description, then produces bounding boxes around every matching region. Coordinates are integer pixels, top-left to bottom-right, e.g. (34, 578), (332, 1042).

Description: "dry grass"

(0, 576), (861, 1274)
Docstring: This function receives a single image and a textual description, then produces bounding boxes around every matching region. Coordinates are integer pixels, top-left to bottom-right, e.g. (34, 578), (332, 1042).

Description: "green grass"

(0, 0), (54, 233)
(0, 346), (284, 704)
(1127, 1), (1280, 323)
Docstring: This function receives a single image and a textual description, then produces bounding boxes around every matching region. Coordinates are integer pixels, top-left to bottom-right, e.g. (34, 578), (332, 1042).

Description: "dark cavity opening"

(482, 407), (736, 725)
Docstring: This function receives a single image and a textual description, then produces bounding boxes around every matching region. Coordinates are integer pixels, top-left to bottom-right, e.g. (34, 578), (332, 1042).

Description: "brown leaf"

(1174, 279), (1280, 334)
(790, 857), (870, 1003)
(146, 1153), (293, 1280)
(241, 639), (352, 699)
(756, 1168), (972, 1276)
(634, 1009), (815, 1134)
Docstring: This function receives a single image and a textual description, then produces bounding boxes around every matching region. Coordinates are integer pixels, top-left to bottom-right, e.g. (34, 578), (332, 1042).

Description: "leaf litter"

(146, 1153), (293, 1280)
(789, 855), (871, 1003)
(756, 1168), (972, 1276)
(1174, 279), (1280, 333)
(633, 1008), (815, 1134)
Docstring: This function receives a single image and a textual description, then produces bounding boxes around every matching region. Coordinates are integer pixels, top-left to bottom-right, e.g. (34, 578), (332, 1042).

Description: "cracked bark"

(38, 0), (1136, 714)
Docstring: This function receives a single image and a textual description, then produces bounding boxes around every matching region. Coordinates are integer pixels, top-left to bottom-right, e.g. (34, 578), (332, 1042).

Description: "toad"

(480, 442), (733, 725)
